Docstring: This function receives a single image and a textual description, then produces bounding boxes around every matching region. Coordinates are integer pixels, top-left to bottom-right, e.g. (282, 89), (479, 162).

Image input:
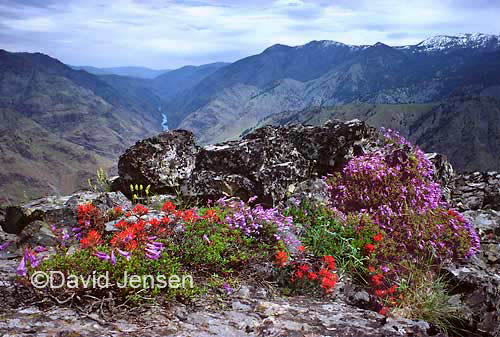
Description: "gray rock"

(426, 152), (454, 202)
(236, 285), (251, 299)
(286, 178), (330, 206)
(115, 129), (199, 196)
(443, 208), (500, 337)
(114, 119), (386, 206)
(451, 171), (500, 211)
(1, 191), (131, 235)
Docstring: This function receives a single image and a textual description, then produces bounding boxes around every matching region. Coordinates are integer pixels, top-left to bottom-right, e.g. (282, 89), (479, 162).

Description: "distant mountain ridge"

(166, 33), (500, 148)
(0, 50), (230, 202)
(70, 65), (171, 79)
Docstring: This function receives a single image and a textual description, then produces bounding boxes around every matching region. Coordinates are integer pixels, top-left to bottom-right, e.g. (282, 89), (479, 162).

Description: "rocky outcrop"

(114, 119), (386, 205)
(1, 119), (498, 337)
(443, 209), (500, 336)
(451, 171), (500, 211)
(425, 152), (455, 202)
(1, 192), (131, 235)
(443, 172), (500, 337)
(0, 281), (441, 337)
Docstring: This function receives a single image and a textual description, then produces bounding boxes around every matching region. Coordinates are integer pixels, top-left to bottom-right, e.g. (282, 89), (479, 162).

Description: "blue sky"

(0, 0), (499, 69)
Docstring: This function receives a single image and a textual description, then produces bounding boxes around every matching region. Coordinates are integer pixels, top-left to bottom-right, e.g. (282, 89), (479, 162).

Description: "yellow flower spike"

(140, 184), (143, 191)
(135, 184), (139, 191)
(130, 184), (134, 192)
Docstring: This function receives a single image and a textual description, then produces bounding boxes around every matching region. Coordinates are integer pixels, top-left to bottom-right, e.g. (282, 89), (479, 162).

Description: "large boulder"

(114, 129), (199, 195)
(114, 119), (386, 205)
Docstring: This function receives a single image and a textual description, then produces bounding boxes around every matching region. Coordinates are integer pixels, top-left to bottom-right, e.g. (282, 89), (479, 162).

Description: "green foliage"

(284, 202), (368, 275)
(393, 269), (466, 335)
(32, 245), (200, 302)
(167, 217), (272, 274)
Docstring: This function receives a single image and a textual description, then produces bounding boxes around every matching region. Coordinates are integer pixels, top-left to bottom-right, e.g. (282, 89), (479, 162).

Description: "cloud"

(0, 0), (498, 69)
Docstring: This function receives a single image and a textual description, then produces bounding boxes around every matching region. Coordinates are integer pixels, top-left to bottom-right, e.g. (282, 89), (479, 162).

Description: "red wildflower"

(77, 203), (100, 226)
(368, 265), (376, 273)
(298, 264), (309, 273)
(371, 273), (384, 287)
(375, 289), (387, 297)
(388, 284), (398, 295)
(125, 211), (131, 217)
(80, 229), (102, 249)
(364, 243), (375, 253)
(298, 245), (305, 253)
(114, 220), (129, 229)
(373, 233), (383, 242)
(321, 273), (338, 293)
(182, 210), (197, 223)
(132, 204), (149, 216)
(77, 203), (98, 217)
(275, 251), (288, 267)
(162, 201), (176, 213)
(296, 270), (304, 279)
(125, 240), (138, 251)
(202, 209), (219, 222)
(149, 218), (160, 226)
(319, 267), (331, 278)
(323, 255), (335, 270)
(307, 272), (318, 280)
(378, 307), (389, 315)
(160, 216), (171, 225)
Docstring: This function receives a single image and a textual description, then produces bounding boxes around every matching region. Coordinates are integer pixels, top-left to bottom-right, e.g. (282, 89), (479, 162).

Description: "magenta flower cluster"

(327, 128), (480, 264)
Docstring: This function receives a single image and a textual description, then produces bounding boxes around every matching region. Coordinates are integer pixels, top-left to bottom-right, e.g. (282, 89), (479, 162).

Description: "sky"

(0, 0), (499, 69)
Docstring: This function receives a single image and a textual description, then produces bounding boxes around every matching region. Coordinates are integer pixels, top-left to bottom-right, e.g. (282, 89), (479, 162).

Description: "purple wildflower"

(222, 283), (233, 295)
(110, 250), (116, 265)
(0, 241), (12, 251)
(95, 251), (110, 261)
(17, 256), (27, 276)
(117, 248), (131, 261)
(145, 239), (164, 260)
(203, 234), (210, 244)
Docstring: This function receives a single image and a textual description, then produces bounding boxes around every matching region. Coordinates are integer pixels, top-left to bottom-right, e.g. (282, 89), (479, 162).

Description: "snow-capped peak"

(415, 33), (500, 52)
(294, 40), (371, 51)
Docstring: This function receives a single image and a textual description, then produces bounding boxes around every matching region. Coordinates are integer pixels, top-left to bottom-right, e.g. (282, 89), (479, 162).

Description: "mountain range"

(0, 49), (229, 203)
(1, 33), (499, 202)
(69, 65), (171, 79)
(164, 33), (500, 172)
(168, 33), (500, 144)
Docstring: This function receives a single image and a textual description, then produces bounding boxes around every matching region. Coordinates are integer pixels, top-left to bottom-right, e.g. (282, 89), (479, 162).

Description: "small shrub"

(168, 215), (273, 274)
(324, 129), (479, 328)
(326, 130), (479, 269)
